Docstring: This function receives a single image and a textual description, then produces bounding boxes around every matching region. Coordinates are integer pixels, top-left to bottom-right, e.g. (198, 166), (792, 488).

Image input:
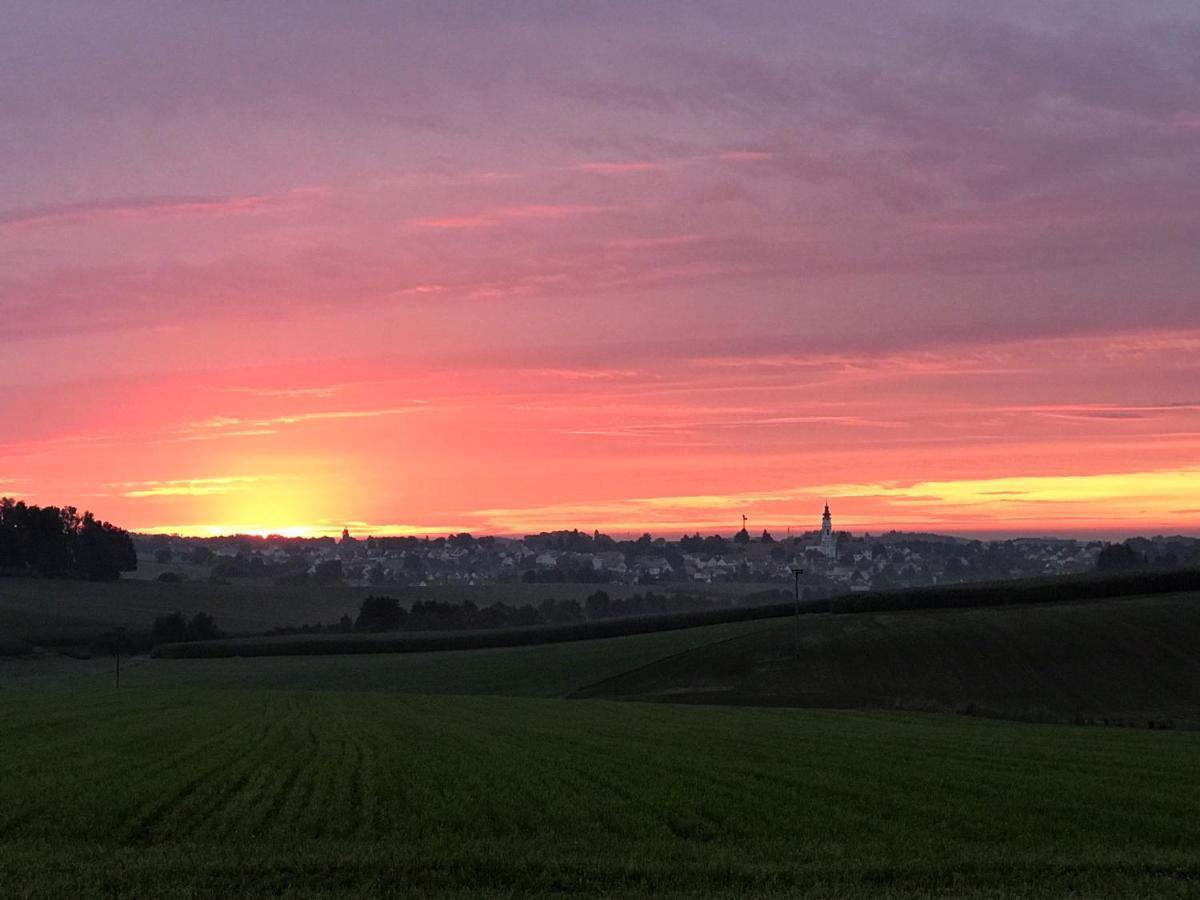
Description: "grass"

(1, 688), (1199, 898)
(7, 580), (1200, 896)
(151, 602), (798, 658)
(577, 591), (1200, 727)
(12, 589), (1200, 726)
(0, 576), (778, 642)
(0, 618), (774, 696)
(0, 577), (368, 639)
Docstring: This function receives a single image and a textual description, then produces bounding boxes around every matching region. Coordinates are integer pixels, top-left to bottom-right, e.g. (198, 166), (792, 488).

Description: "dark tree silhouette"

(313, 558), (344, 583)
(1097, 542), (1143, 572)
(152, 610), (225, 643)
(0, 498), (136, 580)
(356, 595), (406, 631)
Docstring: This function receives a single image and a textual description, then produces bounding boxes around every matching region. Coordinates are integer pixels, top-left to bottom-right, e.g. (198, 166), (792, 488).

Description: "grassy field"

(0, 577), (367, 639)
(0, 618), (774, 696)
(0, 576), (778, 642)
(6, 584), (1200, 896)
(1, 688), (1198, 898)
(9, 591), (1200, 726)
(577, 592), (1200, 726)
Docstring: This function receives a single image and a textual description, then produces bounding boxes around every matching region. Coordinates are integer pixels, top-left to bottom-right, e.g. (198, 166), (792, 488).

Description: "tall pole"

(791, 567), (804, 659)
(115, 626), (126, 689)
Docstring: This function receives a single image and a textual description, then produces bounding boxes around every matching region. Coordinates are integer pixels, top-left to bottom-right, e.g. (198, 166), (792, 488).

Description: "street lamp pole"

(790, 567), (804, 659)
(114, 626), (126, 689)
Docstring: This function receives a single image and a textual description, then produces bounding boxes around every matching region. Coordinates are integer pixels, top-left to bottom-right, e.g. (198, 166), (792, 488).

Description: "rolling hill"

(574, 592), (1200, 727)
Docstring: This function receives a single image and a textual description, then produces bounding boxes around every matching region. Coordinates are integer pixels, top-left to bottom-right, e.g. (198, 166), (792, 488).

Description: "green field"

(0, 576), (777, 642)
(0, 576), (367, 639)
(10, 591), (1200, 726)
(578, 592), (1200, 727)
(5, 587), (1200, 896)
(0, 618), (773, 696)
(3, 689), (1200, 898)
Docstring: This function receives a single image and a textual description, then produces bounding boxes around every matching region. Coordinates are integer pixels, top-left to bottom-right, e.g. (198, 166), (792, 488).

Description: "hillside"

(575, 592), (1200, 727)
(0, 618), (774, 696)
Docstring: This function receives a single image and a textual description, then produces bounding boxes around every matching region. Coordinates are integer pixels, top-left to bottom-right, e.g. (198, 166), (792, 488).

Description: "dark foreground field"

(5, 589), (1200, 897)
(578, 592), (1200, 727)
(2, 688), (1199, 899)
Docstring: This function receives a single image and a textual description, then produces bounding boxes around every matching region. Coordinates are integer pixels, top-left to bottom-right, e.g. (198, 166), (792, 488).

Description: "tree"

(1097, 542), (1143, 572)
(152, 611), (191, 643)
(152, 610), (224, 643)
(356, 595), (405, 632)
(187, 611), (223, 640)
(313, 559), (343, 583)
(403, 554), (426, 579)
(584, 590), (612, 619)
(0, 497), (20, 574)
(188, 545), (215, 564)
(0, 498), (135, 580)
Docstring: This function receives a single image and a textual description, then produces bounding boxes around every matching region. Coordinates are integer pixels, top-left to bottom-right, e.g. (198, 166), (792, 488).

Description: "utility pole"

(790, 567), (804, 659)
(115, 626), (126, 688)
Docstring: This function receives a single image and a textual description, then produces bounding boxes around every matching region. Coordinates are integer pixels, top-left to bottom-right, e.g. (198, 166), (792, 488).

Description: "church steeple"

(819, 501), (836, 558)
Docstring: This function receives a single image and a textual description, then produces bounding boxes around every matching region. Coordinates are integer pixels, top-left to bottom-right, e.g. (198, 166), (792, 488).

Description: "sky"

(2, 1), (1199, 539)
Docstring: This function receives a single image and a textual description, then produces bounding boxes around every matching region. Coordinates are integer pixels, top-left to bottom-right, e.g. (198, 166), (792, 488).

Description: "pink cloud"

(576, 161), (664, 174)
(711, 150), (775, 162)
(606, 234), (705, 250)
(0, 194), (270, 229)
(409, 203), (619, 230)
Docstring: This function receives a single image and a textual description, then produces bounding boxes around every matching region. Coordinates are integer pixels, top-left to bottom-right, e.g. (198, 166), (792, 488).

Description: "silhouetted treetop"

(0, 498), (136, 580)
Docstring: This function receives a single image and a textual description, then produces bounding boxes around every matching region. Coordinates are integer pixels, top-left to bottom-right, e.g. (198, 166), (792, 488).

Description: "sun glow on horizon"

(119, 462), (1200, 541)
(11, 327), (1200, 542)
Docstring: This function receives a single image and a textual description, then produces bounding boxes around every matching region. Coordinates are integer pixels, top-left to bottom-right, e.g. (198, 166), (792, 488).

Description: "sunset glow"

(3, 3), (1199, 539)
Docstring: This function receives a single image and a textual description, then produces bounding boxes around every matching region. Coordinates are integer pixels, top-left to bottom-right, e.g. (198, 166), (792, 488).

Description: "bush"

(152, 610), (226, 644)
(356, 595), (405, 632)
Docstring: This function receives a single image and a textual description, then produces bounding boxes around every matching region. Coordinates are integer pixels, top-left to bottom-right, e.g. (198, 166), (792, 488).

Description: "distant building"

(818, 503), (837, 559)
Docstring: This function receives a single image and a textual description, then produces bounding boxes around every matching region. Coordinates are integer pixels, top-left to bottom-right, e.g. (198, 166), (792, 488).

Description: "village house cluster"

(138, 506), (1116, 593)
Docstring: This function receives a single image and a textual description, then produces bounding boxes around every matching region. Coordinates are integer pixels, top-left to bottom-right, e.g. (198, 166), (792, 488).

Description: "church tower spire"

(819, 501), (836, 558)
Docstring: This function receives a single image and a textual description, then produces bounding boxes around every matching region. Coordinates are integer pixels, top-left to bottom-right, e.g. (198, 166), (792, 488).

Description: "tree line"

(0, 498), (137, 580)
(349, 589), (788, 633)
(255, 589), (789, 637)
